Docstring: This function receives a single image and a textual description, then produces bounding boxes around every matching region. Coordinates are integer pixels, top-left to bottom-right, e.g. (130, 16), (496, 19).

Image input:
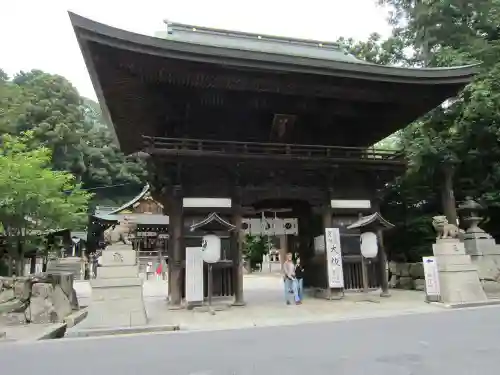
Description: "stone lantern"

(457, 197), (494, 256)
(458, 197), (490, 236)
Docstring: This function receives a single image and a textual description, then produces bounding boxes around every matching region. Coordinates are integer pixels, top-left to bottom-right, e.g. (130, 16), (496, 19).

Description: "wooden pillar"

(232, 192), (245, 306)
(377, 228), (390, 297)
(168, 188), (184, 308)
(296, 203), (313, 286)
(371, 196), (390, 297)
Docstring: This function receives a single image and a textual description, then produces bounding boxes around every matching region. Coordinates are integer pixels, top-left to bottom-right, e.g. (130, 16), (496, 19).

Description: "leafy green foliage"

(0, 68), (147, 272)
(339, 1), (500, 259)
(0, 132), (93, 274)
(0, 69), (147, 207)
(243, 235), (269, 271)
(336, 33), (409, 65)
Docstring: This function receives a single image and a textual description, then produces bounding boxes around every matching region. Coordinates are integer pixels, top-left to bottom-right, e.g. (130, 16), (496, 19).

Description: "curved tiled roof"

(69, 12), (478, 84)
(107, 184), (150, 215)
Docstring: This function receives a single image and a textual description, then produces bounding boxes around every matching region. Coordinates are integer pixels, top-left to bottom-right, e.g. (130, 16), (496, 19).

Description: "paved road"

(2, 305), (500, 374)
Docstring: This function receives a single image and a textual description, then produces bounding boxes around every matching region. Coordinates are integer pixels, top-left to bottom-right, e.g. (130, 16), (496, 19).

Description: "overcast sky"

(1, 0), (392, 99)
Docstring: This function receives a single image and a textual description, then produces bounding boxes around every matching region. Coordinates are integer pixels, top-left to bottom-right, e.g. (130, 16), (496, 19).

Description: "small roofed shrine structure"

(185, 212), (237, 307)
(70, 12), (478, 307)
(88, 185), (169, 264)
(347, 212), (395, 296)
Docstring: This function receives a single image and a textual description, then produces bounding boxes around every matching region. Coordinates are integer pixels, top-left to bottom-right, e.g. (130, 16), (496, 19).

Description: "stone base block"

(438, 268), (487, 304)
(433, 239), (466, 256)
(86, 277), (147, 328)
(101, 248), (137, 266)
(97, 265), (139, 279)
(482, 280), (500, 295)
(464, 237), (497, 256)
(471, 255), (500, 280)
(433, 239), (488, 305)
(438, 261), (479, 272)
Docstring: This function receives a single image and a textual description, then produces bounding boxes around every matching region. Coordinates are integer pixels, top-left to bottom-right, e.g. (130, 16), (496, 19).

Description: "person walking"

(295, 256), (305, 302)
(156, 263), (163, 281)
(282, 252), (300, 305)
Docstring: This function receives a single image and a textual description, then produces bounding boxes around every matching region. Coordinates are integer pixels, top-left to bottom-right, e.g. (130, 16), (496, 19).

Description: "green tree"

(370, 0), (500, 257)
(243, 235), (269, 271)
(336, 32), (409, 65)
(11, 70), (88, 177)
(0, 132), (93, 275)
(329, 1), (500, 259)
(0, 69), (147, 207)
(0, 69), (8, 82)
(0, 72), (29, 134)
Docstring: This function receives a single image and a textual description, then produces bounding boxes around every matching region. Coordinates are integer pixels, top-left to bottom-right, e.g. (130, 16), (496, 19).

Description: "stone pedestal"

(85, 244), (148, 328)
(433, 239), (487, 304)
(463, 232), (496, 255)
(464, 239), (500, 295)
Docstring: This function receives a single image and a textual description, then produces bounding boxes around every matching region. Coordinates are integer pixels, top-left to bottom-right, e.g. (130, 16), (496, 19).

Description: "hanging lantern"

(360, 232), (378, 258)
(201, 234), (221, 263)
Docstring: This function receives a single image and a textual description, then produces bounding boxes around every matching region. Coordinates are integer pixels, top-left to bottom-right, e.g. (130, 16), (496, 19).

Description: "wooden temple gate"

(70, 13), (477, 307)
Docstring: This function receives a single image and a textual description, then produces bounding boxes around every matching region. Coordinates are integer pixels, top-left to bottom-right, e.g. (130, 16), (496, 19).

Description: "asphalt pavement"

(2, 305), (500, 375)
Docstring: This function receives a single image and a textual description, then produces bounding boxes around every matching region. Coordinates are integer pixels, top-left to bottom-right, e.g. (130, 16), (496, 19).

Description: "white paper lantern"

(201, 234), (221, 263)
(360, 232), (378, 258)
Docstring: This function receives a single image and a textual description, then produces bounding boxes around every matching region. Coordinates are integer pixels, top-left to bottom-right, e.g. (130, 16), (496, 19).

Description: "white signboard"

(325, 228), (344, 288)
(423, 256), (441, 297)
(201, 234), (221, 263)
(185, 247), (204, 303)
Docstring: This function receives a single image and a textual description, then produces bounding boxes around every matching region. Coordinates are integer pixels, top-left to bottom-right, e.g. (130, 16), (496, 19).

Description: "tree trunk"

(15, 256), (24, 276)
(15, 237), (25, 276)
(441, 163), (458, 225)
(30, 256), (36, 274)
(7, 256), (13, 276)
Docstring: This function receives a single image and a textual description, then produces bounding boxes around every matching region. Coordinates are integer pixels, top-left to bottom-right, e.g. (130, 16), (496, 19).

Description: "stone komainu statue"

(103, 217), (136, 246)
(432, 215), (464, 240)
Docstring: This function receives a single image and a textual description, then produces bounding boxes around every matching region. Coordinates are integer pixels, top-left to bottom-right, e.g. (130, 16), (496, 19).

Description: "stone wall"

(388, 262), (426, 291)
(0, 272), (78, 325)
